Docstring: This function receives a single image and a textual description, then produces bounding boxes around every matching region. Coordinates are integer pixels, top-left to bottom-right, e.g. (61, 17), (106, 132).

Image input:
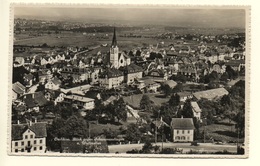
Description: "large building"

(11, 121), (47, 153)
(171, 118), (195, 142)
(109, 27), (131, 69)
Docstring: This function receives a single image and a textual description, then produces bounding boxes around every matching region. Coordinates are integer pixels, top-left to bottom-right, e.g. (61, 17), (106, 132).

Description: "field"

(123, 93), (170, 109)
(204, 122), (244, 143)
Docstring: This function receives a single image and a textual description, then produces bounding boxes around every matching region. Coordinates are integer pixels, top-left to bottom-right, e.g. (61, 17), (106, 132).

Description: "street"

(108, 142), (237, 154)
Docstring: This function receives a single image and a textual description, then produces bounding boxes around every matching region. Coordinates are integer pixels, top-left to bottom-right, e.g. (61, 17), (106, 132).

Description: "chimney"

(181, 116), (183, 119)
(35, 118), (37, 123)
(29, 120), (32, 126)
(32, 93), (35, 99)
(17, 120), (20, 124)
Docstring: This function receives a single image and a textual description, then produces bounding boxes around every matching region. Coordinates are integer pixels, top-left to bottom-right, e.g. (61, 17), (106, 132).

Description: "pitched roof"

(190, 101), (202, 113)
(120, 63), (143, 74)
(65, 95), (94, 103)
(164, 80), (177, 88)
(193, 88), (229, 100)
(100, 68), (123, 78)
(13, 82), (26, 95)
(12, 122), (47, 141)
(171, 118), (195, 129)
(85, 91), (100, 99)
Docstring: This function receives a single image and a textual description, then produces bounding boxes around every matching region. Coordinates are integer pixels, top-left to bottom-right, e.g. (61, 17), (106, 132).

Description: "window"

(15, 142), (18, 146)
(30, 135), (33, 139)
(177, 130), (179, 134)
(34, 147), (37, 151)
(39, 146), (42, 150)
(21, 149), (24, 152)
(182, 130), (185, 134)
(187, 130), (190, 134)
(21, 141), (24, 146)
(15, 149), (18, 153)
(34, 140), (37, 144)
(25, 135), (28, 139)
(40, 139), (42, 144)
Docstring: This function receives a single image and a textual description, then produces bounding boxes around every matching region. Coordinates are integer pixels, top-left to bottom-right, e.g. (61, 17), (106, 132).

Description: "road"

(108, 142), (237, 154)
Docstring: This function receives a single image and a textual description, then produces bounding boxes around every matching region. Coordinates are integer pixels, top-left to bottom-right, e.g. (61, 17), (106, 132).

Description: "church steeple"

(111, 27), (117, 47)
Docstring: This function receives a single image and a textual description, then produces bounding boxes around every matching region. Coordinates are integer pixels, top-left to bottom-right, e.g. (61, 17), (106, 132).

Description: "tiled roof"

(100, 68), (123, 78)
(120, 63), (143, 74)
(13, 82), (26, 95)
(193, 88), (229, 100)
(164, 80), (177, 88)
(12, 122), (47, 141)
(171, 118), (195, 129)
(191, 101), (202, 113)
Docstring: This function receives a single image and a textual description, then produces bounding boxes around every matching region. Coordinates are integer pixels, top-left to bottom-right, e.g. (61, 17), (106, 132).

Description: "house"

(163, 80), (177, 89)
(190, 101), (202, 120)
(63, 94), (95, 110)
(60, 84), (92, 95)
(12, 82), (26, 100)
(38, 69), (52, 83)
(44, 90), (66, 105)
(171, 118), (195, 142)
(61, 66), (91, 83)
(99, 68), (124, 89)
(45, 77), (61, 90)
(119, 63), (143, 84)
(142, 78), (161, 93)
(22, 91), (49, 112)
(148, 68), (168, 80)
(193, 87), (229, 101)
(177, 92), (193, 102)
(11, 121), (47, 153)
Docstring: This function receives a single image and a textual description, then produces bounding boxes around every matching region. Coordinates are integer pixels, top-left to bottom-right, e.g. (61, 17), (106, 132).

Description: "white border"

(1, 0), (259, 166)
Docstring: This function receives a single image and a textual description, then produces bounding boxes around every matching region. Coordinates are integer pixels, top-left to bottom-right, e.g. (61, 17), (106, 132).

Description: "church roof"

(111, 27), (117, 47)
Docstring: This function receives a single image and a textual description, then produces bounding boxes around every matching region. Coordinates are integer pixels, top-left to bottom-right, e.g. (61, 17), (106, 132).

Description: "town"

(11, 17), (246, 155)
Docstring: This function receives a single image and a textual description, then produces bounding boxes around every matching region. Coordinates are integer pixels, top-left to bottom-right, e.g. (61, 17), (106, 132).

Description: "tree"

(125, 123), (142, 142)
(64, 115), (89, 139)
(141, 140), (154, 154)
(169, 93), (180, 107)
(113, 97), (127, 122)
(181, 100), (194, 118)
(234, 109), (245, 137)
(161, 84), (172, 97)
(140, 95), (152, 111)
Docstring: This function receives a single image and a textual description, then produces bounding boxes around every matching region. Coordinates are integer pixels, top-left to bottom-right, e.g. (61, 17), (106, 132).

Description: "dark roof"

(85, 91), (100, 99)
(111, 27), (117, 47)
(12, 122), (47, 141)
(119, 63), (143, 74)
(171, 118), (195, 129)
(100, 68), (123, 78)
(23, 91), (48, 107)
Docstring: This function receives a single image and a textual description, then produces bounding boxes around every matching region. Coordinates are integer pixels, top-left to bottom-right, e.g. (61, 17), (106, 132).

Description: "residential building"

(99, 68), (124, 89)
(190, 101), (202, 120)
(171, 118), (195, 142)
(11, 121), (47, 153)
(63, 94), (95, 110)
(12, 82), (26, 100)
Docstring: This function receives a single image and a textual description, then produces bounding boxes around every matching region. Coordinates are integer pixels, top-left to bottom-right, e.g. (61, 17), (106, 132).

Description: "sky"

(14, 7), (246, 28)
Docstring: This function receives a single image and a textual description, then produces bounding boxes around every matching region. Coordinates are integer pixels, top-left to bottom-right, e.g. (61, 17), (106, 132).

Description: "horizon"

(14, 7), (246, 28)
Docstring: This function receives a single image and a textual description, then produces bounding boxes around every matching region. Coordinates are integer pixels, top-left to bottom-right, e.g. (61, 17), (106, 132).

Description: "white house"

(190, 101), (202, 120)
(11, 121), (47, 153)
(171, 118), (195, 142)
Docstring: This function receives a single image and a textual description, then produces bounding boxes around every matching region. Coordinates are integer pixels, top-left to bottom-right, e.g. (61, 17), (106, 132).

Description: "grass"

(205, 123), (244, 143)
(123, 93), (169, 109)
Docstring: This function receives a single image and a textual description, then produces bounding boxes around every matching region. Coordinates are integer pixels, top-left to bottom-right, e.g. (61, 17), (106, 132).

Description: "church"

(109, 27), (131, 69)
(99, 28), (143, 89)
